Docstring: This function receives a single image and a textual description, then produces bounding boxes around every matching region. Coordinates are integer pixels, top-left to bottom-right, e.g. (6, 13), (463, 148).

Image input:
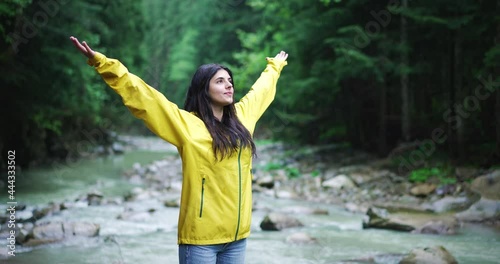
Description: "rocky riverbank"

(252, 143), (499, 230)
(1, 136), (499, 263)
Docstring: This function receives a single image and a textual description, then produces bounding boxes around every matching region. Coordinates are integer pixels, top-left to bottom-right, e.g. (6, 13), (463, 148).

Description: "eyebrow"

(214, 76), (232, 81)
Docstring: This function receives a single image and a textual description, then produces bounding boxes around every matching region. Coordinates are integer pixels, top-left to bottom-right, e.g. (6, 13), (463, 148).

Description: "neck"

(212, 105), (224, 121)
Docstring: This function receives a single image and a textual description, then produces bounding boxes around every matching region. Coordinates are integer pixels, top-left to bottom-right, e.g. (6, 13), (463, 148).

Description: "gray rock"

(455, 198), (500, 222)
(285, 232), (317, 244)
(112, 142), (125, 154)
(24, 221), (100, 246)
(117, 210), (153, 222)
(260, 212), (304, 231)
(412, 219), (460, 235)
(322, 174), (357, 189)
(256, 175), (275, 189)
(164, 198), (181, 208)
(470, 170), (500, 200)
(63, 222), (100, 237)
(410, 183), (436, 197)
(399, 245), (458, 264)
(280, 206), (328, 215)
(432, 196), (473, 213)
(363, 207), (415, 232)
(32, 203), (61, 221)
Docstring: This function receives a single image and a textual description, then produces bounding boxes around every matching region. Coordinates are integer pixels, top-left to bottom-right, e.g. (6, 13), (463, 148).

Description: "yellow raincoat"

(88, 53), (287, 245)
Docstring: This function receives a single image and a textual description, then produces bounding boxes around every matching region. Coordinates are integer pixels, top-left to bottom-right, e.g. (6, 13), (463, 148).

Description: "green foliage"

(261, 162), (301, 179)
(409, 167), (442, 183)
(0, 0), (32, 39)
(483, 44), (500, 75)
(0, 0), (498, 168)
(320, 126), (347, 141)
(263, 162), (282, 171)
(409, 167), (457, 185)
(438, 176), (457, 185)
(285, 167), (301, 179)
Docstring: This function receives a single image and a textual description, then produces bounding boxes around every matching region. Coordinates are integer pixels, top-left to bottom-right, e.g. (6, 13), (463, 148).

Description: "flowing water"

(1, 144), (499, 264)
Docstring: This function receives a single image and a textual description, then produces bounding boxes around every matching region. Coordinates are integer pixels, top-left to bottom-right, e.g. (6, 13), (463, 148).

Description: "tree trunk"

(495, 18), (500, 160)
(400, 0), (410, 142)
(496, 86), (500, 158)
(448, 30), (456, 159)
(454, 28), (465, 161)
(379, 78), (387, 155)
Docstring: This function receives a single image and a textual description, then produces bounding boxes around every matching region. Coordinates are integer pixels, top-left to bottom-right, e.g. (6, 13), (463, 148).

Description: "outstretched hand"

(69, 36), (95, 59)
(268, 51), (288, 62)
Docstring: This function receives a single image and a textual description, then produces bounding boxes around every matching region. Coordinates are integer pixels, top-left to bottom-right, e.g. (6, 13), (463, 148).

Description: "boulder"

(117, 210), (153, 222)
(32, 203), (61, 220)
(260, 213), (304, 231)
(455, 198), (500, 222)
(280, 206), (328, 215)
(285, 232), (317, 244)
(23, 221), (100, 246)
(431, 196), (474, 213)
(362, 207), (416, 232)
(470, 170), (500, 200)
(322, 174), (357, 189)
(87, 191), (104, 206)
(410, 183), (436, 197)
(411, 219), (460, 235)
(63, 222), (100, 237)
(164, 198), (181, 208)
(255, 175), (275, 189)
(399, 245), (458, 264)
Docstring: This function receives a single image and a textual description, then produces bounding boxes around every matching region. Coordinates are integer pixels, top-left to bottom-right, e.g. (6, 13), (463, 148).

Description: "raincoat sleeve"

(235, 58), (287, 133)
(87, 52), (189, 147)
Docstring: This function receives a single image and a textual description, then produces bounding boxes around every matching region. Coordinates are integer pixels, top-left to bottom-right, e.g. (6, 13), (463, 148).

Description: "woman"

(70, 36), (288, 264)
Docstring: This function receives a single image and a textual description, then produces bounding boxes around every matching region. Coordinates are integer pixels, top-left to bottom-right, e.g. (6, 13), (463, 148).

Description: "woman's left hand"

(273, 51), (288, 62)
(267, 51), (288, 63)
(69, 36), (96, 59)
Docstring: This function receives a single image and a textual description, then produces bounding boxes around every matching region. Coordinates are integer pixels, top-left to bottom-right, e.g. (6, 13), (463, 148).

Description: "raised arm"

(69, 36), (190, 147)
(235, 51), (288, 133)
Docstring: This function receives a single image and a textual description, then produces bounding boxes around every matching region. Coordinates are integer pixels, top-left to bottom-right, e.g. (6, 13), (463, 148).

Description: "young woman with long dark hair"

(70, 36), (288, 264)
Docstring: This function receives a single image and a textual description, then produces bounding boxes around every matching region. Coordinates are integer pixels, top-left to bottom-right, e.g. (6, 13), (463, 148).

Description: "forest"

(0, 0), (499, 174)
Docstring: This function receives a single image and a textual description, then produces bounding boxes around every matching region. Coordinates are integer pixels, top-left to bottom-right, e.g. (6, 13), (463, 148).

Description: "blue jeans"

(178, 238), (247, 264)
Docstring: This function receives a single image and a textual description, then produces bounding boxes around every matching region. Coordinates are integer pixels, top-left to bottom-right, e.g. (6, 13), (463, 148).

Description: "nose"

(225, 80), (233, 89)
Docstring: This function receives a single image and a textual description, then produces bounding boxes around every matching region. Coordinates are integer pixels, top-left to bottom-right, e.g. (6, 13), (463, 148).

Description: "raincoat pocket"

(199, 177), (206, 218)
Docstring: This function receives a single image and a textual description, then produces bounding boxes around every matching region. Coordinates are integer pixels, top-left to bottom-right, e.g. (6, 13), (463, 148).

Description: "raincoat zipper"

(199, 177), (205, 218)
(234, 148), (242, 240)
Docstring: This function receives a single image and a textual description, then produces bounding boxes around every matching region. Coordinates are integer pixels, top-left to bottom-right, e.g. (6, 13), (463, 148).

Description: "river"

(1, 138), (499, 264)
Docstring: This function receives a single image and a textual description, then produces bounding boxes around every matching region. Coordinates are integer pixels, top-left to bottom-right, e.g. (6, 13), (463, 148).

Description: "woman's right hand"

(69, 36), (96, 59)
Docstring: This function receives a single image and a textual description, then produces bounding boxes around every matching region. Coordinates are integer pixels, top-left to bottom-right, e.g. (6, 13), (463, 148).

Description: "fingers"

(274, 50), (288, 61)
(82, 41), (93, 53)
(266, 51), (289, 63)
(69, 36), (95, 58)
(70, 36), (86, 53)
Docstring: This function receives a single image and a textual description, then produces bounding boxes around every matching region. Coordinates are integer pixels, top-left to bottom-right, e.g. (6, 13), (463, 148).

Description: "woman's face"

(208, 69), (234, 107)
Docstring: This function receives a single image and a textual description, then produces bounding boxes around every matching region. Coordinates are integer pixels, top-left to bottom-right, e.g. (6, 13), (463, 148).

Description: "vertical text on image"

(6, 150), (17, 257)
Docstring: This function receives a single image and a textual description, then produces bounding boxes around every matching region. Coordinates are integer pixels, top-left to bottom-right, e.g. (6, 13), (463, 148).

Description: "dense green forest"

(0, 0), (498, 172)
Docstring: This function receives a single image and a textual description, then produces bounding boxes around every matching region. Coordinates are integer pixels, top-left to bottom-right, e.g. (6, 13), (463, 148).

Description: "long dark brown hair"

(184, 63), (256, 160)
